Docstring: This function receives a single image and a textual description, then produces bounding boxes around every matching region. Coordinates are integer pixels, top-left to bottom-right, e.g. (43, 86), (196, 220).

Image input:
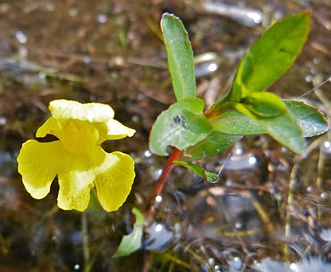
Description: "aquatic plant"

(17, 99), (136, 212)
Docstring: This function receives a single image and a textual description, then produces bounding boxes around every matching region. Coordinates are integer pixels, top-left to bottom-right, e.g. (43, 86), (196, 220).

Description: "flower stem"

(145, 147), (182, 223)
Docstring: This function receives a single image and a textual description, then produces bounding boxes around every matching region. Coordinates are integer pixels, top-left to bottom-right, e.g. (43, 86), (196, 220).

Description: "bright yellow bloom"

(17, 99), (136, 212)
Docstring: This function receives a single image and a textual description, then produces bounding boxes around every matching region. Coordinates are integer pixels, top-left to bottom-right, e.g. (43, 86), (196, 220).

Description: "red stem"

(145, 148), (181, 222)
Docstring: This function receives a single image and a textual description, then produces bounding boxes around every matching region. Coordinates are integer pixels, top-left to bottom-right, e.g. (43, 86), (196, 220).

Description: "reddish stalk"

(145, 147), (182, 223)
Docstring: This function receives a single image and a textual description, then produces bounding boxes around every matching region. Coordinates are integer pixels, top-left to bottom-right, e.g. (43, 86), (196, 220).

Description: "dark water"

(0, 0), (331, 271)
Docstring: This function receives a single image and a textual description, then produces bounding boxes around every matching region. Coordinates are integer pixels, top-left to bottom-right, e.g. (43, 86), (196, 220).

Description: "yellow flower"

(17, 99), (136, 212)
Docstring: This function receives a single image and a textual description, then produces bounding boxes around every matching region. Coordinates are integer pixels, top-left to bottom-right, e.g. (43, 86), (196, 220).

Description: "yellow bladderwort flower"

(17, 99), (136, 212)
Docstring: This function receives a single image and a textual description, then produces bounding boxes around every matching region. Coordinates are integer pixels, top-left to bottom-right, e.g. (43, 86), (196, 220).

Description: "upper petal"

(94, 151), (135, 212)
(97, 119), (136, 143)
(49, 99), (115, 122)
(36, 116), (62, 138)
(17, 140), (64, 199)
(56, 146), (105, 211)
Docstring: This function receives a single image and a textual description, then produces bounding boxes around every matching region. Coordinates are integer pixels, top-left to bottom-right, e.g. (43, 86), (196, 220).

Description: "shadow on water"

(0, 0), (331, 271)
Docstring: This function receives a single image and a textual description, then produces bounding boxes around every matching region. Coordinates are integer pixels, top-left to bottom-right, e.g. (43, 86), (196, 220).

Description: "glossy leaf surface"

(174, 160), (218, 182)
(161, 13), (196, 101)
(285, 100), (329, 137)
(236, 12), (310, 93)
(235, 102), (305, 154)
(185, 132), (241, 159)
(113, 208), (144, 258)
(149, 98), (213, 156)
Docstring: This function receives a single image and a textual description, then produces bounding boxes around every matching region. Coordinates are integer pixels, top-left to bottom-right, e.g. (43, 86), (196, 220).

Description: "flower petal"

(36, 116), (62, 138)
(49, 99), (115, 122)
(17, 140), (64, 199)
(94, 151), (135, 212)
(56, 146), (105, 211)
(97, 119), (136, 142)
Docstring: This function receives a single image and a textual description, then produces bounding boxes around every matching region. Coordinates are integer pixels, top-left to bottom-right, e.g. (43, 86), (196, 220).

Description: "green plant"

(149, 12), (327, 193)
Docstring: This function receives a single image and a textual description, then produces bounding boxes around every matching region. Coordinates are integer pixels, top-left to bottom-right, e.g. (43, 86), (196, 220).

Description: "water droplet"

(15, 31), (27, 44)
(305, 75), (313, 82)
(38, 72), (46, 80)
(155, 195), (162, 203)
(83, 55), (91, 64)
(228, 256), (242, 270)
(307, 186), (314, 193)
(290, 262), (298, 271)
(214, 265), (221, 271)
(68, 7), (78, 17)
(97, 13), (108, 23)
(155, 224), (163, 232)
(74, 264), (80, 270)
(131, 114), (140, 122)
(0, 116), (7, 125)
(144, 150), (152, 158)
(224, 153), (257, 170)
(194, 52), (219, 77)
(234, 147), (243, 155)
(18, 46), (28, 57)
(320, 140), (331, 154)
(203, 1), (262, 26)
(321, 192), (328, 199)
(45, 2), (55, 11)
(208, 258), (215, 266)
(151, 168), (162, 180)
(248, 156), (257, 165)
(235, 222), (243, 229)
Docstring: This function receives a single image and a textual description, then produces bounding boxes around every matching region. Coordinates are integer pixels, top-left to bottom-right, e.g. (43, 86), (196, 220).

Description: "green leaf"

(211, 100), (329, 138)
(235, 12), (311, 94)
(235, 102), (305, 154)
(174, 160), (218, 182)
(210, 111), (265, 135)
(161, 13), (196, 101)
(149, 98), (213, 156)
(113, 208), (144, 258)
(284, 100), (329, 137)
(242, 92), (287, 117)
(185, 131), (241, 159)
